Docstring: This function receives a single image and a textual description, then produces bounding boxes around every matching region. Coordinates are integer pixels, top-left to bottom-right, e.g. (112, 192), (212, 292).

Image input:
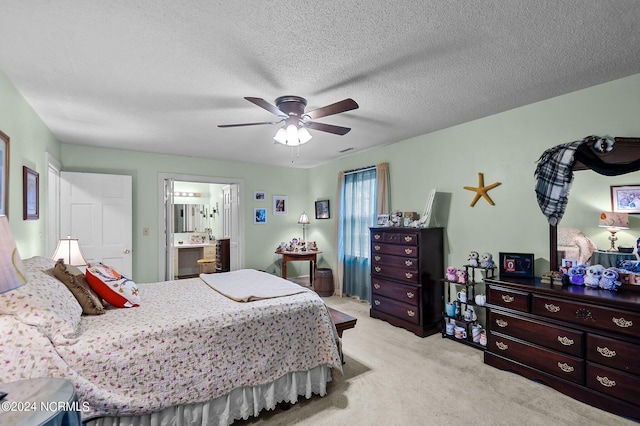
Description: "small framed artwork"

(560, 258), (578, 274)
(254, 208), (267, 224)
(611, 185), (640, 213)
(0, 130), (9, 217)
(376, 214), (389, 226)
(273, 195), (287, 215)
(254, 190), (266, 201)
(23, 166), (39, 220)
(315, 199), (330, 219)
(498, 252), (534, 277)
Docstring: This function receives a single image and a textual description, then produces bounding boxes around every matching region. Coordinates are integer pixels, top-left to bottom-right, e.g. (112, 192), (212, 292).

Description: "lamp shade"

(0, 215), (27, 294)
(298, 212), (310, 225)
(52, 236), (88, 266)
(598, 211), (629, 229)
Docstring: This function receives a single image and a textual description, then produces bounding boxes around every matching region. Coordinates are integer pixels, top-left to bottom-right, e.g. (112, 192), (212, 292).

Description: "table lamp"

(52, 235), (88, 265)
(598, 211), (629, 252)
(0, 215), (27, 294)
(298, 212), (310, 242)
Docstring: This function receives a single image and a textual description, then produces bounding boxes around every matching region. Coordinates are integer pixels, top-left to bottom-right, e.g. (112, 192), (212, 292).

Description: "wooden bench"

(327, 306), (357, 363)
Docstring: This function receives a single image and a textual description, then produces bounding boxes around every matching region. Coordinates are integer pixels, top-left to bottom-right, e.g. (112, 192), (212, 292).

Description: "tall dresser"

(484, 276), (640, 421)
(215, 238), (230, 272)
(369, 227), (444, 337)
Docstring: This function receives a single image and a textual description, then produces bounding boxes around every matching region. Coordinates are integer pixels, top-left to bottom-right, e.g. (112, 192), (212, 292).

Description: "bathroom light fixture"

(0, 215), (26, 294)
(52, 235), (88, 266)
(598, 211), (629, 251)
(174, 192), (201, 198)
(298, 212), (310, 242)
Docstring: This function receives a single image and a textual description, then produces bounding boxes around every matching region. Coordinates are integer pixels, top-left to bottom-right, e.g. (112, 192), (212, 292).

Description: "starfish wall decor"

(463, 172), (501, 207)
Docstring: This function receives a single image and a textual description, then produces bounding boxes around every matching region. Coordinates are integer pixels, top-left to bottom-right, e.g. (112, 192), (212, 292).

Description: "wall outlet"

(142, 227), (149, 236)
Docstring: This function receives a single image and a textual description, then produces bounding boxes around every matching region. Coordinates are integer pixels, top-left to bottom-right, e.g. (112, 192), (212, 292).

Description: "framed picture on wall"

(273, 196), (287, 215)
(23, 166), (39, 220)
(0, 130), (9, 217)
(315, 199), (330, 219)
(254, 208), (267, 224)
(611, 185), (640, 213)
(254, 190), (266, 201)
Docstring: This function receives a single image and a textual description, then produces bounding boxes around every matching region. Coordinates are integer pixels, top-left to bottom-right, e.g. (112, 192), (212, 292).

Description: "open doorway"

(157, 173), (244, 281)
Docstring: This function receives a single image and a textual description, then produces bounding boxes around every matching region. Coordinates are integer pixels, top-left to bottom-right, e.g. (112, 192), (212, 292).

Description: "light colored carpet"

(237, 294), (635, 426)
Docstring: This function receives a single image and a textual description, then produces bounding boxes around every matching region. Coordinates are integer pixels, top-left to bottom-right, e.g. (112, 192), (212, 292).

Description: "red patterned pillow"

(86, 263), (140, 308)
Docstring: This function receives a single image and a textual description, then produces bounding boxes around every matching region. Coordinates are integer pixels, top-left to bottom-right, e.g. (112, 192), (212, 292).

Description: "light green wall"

(3, 65), (640, 283)
(309, 73), (640, 275)
(0, 69), (61, 257)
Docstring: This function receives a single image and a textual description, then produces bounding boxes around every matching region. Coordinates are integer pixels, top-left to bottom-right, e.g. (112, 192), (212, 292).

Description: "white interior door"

(222, 184), (240, 270)
(60, 171), (133, 276)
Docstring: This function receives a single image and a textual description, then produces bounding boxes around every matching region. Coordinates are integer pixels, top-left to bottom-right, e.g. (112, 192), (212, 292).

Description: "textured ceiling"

(1, 1), (639, 168)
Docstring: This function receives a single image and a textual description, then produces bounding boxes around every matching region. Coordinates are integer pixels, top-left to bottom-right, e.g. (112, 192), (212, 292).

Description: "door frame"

(157, 173), (244, 280)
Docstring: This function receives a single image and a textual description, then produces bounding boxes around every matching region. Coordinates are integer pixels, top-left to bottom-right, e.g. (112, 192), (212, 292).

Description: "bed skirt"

(85, 364), (332, 426)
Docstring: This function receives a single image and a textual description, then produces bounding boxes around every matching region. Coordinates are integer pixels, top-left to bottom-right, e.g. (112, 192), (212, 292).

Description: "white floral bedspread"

(2, 269), (341, 420)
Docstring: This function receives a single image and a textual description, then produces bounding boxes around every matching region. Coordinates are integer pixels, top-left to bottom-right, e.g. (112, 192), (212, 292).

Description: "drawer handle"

(374, 245), (381, 251)
(612, 317), (633, 328)
(575, 308), (595, 321)
(501, 295), (514, 303)
(557, 336), (574, 346)
(596, 375), (616, 388)
(407, 310), (415, 317)
(596, 346), (616, 358)
(404, 236), (414, 242)
(374, 234), (381, 240)
(405, 272), (414, 279)
(375, 255), (381, 261)
(495, 319), (508, 328)
(405, 248), (414, 255)
(545, 303), (560, 313)
(373, 283), (381, 290)
(557, 362), (574, 373)
(375, 266), (381, 272)
(406, 291), (414, 299)
(374, 300), (381, 306)
(495, 341), (508, 351)
(405, 260), (414, 267)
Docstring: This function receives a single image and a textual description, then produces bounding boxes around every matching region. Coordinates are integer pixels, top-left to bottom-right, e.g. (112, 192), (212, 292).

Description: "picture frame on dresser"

(498, 252), (534, 277)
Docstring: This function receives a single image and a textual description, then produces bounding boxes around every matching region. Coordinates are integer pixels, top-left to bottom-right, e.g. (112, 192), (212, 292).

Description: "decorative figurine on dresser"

(369, 227), (444, 337)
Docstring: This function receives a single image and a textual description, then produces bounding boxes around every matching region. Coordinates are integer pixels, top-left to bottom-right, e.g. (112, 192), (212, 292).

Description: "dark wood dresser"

(484, 276), (640, 421)
(369, 227), (444, 337)
(215, 238), (230, 272)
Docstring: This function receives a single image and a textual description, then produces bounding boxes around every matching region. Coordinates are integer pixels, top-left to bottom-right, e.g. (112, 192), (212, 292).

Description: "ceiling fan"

(218, 96), (359, 146)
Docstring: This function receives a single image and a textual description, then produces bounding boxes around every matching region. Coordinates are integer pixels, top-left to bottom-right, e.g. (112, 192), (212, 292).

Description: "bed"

(0, 256), (342, 426)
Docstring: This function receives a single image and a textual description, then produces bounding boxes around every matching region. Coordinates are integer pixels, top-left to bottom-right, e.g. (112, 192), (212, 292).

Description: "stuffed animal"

(584, 264), (605, 288)
(446, 266), (458, 281)
(599, 268), (621, 291)
(456, 268), (467, 284)
(468, 251), (480, 267)
(568, 265), (585, 285)
(480, 252), (495, 269)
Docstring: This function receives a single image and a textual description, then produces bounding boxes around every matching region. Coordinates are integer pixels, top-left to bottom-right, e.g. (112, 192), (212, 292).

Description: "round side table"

(0, 377), (82, 426)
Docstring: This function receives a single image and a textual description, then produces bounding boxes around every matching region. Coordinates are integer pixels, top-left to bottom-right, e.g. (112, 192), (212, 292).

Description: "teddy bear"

(480, 252), (495, 269)
(456, 268), (467, 284)
(584, 264), (605, 288)
(468, 251), (480, 267)
(568, 265), (585, 285)
(446, 266), (458, 282)
(599, 268), (621, 291)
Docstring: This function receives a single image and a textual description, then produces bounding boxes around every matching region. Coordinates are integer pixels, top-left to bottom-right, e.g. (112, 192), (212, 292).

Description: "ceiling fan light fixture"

(273, 124), (312, 146)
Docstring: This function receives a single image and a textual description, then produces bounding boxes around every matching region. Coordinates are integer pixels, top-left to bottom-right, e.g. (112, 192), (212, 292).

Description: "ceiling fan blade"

(218, 121), (279, 128)
(305, 98), (359, 120)
(244, 97), (287, 117)
(306, 121), (352, 135)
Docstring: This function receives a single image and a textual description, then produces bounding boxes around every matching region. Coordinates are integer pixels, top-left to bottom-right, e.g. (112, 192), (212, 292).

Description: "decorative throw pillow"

(53, 259), (105, 315)
(86, 262), (140, 308)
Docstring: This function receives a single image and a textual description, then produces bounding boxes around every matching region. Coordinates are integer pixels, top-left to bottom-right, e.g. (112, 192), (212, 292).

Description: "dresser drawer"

(489, 310), (583, 357)
(487, 285), (529, 312)
(371, 242), (419, 258)
(586, 363), (640, 406)
(489, 332), (584, 384)
(532, 295), (640, 338)
(371, 230), (419, 245)
(372, 253), (419, 270)
(372, 264), (420, 284)
(371, 276), (420, 306)
(587, 334), (640, 376)
(372, 294), (420, 324)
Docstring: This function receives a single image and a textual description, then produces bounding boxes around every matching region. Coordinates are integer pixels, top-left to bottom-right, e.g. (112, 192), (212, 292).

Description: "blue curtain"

(340, 168), (376, 301)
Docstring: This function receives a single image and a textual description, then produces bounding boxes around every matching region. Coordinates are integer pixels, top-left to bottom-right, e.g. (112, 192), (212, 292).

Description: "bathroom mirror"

(174, 204), (207, 233)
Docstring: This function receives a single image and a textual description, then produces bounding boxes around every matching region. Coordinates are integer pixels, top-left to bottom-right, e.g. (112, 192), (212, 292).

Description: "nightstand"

(0, 377), (82, 426)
